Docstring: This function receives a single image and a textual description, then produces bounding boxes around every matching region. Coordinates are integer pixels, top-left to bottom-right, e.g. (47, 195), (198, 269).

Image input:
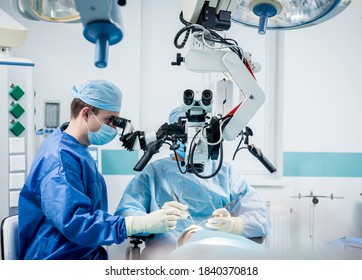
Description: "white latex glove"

(205, 208), (244, 235)
(162, 201), (189, 219)
(125, 201), (188, 236)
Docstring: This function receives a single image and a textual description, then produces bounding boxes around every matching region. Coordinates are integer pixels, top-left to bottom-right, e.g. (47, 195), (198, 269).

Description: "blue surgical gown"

(115, 157), (270, 258)
(18, 128), (127, 260)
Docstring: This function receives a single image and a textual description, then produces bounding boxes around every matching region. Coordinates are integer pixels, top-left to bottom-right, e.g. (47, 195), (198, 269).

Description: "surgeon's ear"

(81, 107), (90, 120)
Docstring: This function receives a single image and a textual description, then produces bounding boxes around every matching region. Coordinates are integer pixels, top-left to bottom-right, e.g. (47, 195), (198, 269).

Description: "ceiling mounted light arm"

(11, 0), (125, 68)
(249, 0), (282, 34)
(74, 0), (124, 68)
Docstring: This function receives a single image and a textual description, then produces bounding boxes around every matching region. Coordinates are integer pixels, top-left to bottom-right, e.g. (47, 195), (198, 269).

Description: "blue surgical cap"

(169, 106), (185, 124)
(72, 80), (122, 112)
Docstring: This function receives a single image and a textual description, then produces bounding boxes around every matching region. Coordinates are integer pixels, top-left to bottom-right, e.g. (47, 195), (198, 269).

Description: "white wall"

(283, 7), (362, 153)
(277, 4), (362, 254)
(1, 1), (362, 259)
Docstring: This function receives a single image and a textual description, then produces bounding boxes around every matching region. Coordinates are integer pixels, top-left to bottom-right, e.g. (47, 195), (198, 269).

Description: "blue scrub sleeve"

(114, 173), (151, 217)
(228, 169), (270, 238)
(40, 169), (127, 246)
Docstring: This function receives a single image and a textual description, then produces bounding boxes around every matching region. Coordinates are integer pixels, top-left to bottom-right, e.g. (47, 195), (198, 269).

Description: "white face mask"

(85, 111), (117, 145)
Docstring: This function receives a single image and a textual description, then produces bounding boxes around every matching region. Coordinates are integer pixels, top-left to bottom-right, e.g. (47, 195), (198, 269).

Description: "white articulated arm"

(221, 51), (265, 141)
(184, 49), (265, 141)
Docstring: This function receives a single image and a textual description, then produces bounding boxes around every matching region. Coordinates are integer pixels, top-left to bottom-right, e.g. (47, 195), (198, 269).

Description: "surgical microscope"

(113, 0), (276, 179)
(110, 0), (279, 259)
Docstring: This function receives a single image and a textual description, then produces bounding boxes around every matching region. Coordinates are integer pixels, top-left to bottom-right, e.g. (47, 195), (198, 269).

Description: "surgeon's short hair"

(70, 98), (100, 119)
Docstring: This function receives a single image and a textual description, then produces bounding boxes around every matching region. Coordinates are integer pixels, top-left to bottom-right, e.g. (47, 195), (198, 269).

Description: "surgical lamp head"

(232, 0), (351, 34)
(74, 0), (124, 68)
(12, 0), (124, 68)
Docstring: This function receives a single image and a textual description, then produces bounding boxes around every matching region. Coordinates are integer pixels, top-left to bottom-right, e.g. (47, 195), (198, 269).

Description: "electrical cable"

(174, 150), (188, 174)
(190, 138), (224, 179)
(164, 140), (188, 174)
(232, 131), (245, 160)
(174, 13), (244, 61)
(232, 146), (248, 160)
(184, 125), (224, 179)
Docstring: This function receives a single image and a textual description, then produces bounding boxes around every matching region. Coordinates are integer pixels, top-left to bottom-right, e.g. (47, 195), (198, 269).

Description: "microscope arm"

(184, 49), (265, 141)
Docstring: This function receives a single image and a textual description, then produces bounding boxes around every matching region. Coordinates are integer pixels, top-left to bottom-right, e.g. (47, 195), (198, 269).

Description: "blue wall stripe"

(283, 152), (362, 177)
(101, 150), (138, 175)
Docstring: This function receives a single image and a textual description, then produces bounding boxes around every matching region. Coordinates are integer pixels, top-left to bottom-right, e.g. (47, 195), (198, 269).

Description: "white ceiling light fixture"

(11, 0), (125, 68)
(231, 0), (352, 34)
(12, 0), (80, 23)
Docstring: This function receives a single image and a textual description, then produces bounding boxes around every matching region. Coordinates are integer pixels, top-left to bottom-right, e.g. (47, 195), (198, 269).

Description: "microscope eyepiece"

(183, 89), (194, 106)
(112, 117), (129, 128)
(201, 89), (212, 106)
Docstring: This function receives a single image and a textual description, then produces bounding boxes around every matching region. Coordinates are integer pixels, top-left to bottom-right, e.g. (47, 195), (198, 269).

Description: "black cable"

(164, 138), (190, 174)
(232, 132), (245, 160)
(174, 25), (192, 49)
(185, 121), (224, 179)
(174, 12), (202, 49)
(174, 150), (188, 174)
(223, 37), (239, 46)
(206, 29), (243, 60)
(190, 139), (224, 179)
(185, 130), (199, 169)
(164, 141), (188, 174)
(179, 11), (191, 26)
(174, 12), (244, 61)
(165, 116), (227, 178)
(232, 146), (248, 160)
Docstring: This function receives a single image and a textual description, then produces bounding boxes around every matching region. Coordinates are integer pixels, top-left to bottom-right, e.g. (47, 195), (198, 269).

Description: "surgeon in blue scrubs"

(18, 80), (188, 260)
(115, 106), (271, 259)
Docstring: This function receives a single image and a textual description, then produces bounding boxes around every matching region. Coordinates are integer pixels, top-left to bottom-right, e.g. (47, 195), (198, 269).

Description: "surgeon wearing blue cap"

(18, 80), (188, 260)
(115, 106), (271, 259)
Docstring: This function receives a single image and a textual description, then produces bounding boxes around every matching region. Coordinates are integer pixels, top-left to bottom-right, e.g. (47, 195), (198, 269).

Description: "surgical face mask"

(176, 142), (186, 159)
(86, 111), (117, 145)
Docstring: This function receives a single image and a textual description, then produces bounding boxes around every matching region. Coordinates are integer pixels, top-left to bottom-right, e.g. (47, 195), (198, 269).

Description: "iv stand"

(291, 192), (344, 253)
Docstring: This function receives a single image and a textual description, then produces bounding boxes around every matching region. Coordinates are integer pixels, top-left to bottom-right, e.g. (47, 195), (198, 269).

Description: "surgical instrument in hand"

(223, 193), (243, 209)
(197, 193), (244, 226)
(172, 192), (195, 224)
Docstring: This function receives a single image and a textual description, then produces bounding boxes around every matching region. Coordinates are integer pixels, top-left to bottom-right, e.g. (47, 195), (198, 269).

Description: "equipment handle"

(248, 144), (276, 173)
(133, 140), (162, 171)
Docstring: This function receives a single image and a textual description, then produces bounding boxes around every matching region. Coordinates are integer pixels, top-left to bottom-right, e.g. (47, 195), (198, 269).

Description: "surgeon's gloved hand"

(162, 201), (189, 219)
(205, 208), (244, 235)
(125, 203), (188, 236)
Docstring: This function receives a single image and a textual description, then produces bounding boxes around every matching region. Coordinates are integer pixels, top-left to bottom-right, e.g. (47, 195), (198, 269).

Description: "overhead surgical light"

(232, 0), (352, 34)
(11, 0), (80, 22)
(11, 0), (125, 68)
